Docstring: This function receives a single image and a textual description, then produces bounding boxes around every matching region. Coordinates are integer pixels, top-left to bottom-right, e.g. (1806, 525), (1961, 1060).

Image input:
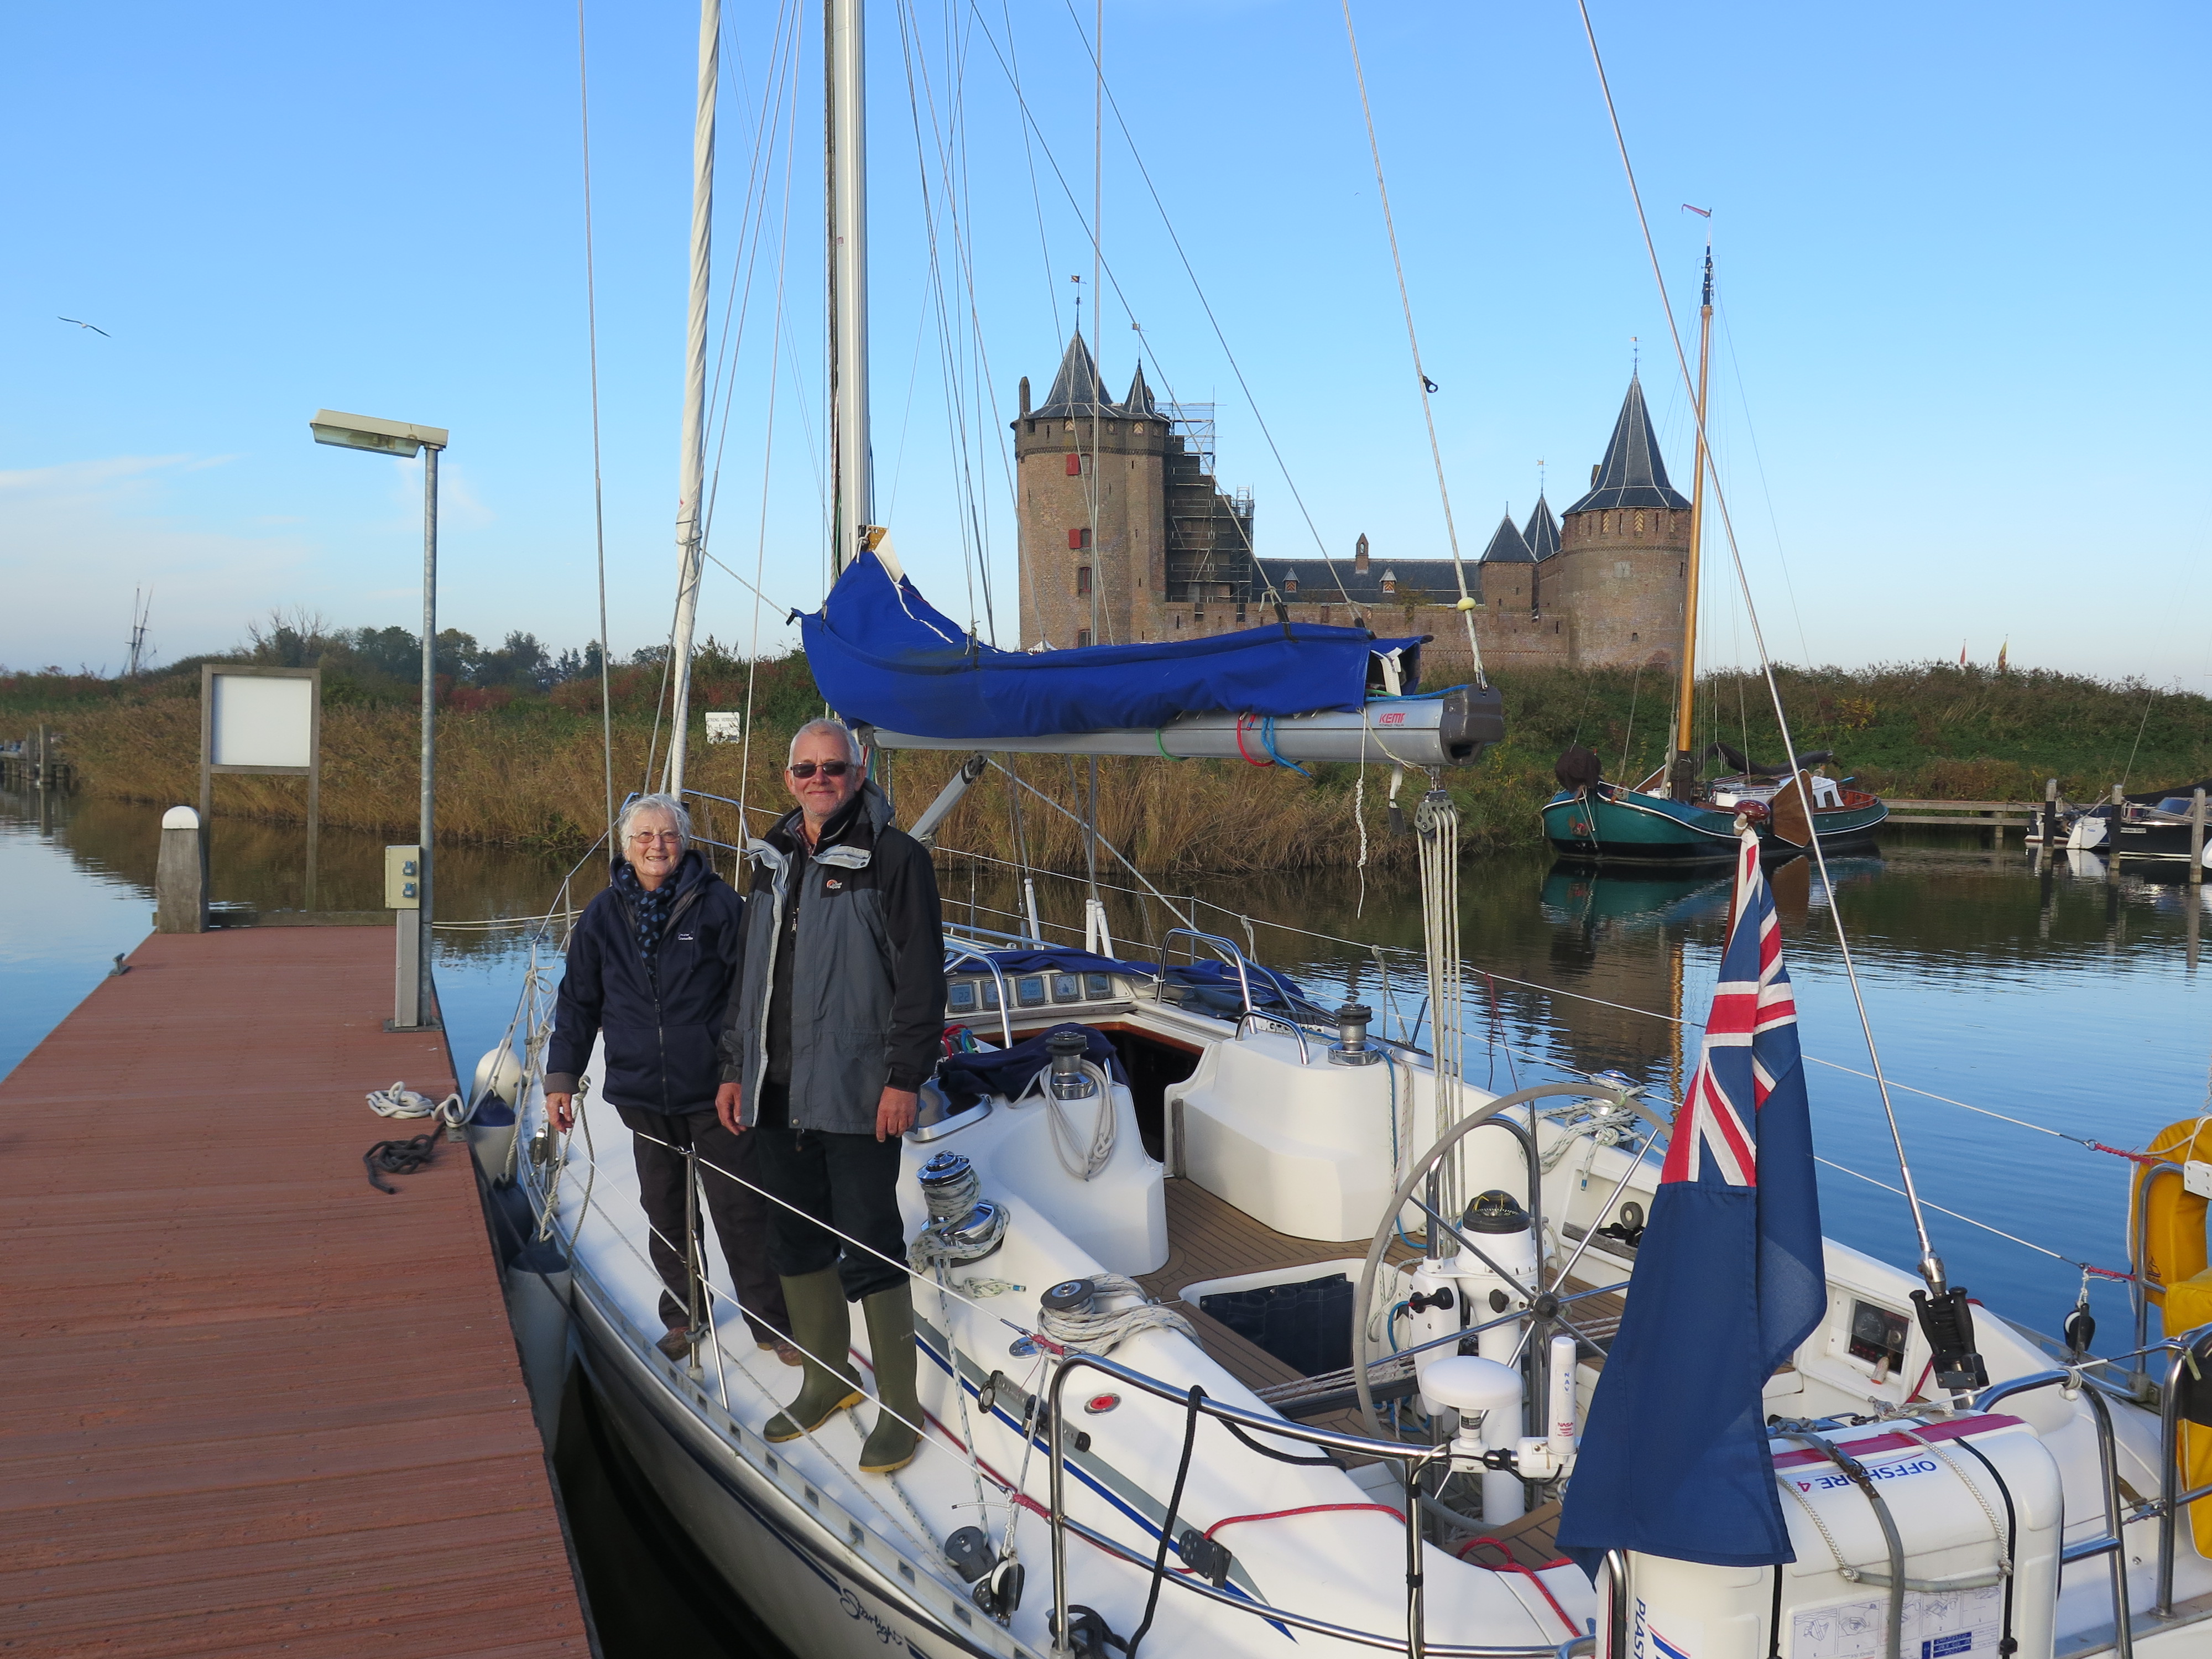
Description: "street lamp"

(310, 409), (448, 1030)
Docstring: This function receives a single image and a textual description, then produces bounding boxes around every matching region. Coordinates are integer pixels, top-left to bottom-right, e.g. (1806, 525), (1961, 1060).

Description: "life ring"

(2130, 1117), (2212, 1557)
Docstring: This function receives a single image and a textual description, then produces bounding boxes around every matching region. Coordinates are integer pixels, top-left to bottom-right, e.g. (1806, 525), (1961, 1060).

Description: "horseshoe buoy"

(2131, 1117), (2212, 1554)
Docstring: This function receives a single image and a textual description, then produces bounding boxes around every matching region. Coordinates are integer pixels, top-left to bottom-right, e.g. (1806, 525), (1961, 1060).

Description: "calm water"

(7, 789), (2209, 1649)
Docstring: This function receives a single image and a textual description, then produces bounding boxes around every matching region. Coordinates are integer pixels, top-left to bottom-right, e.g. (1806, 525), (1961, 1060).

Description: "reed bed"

(22, 655), (2209, 873)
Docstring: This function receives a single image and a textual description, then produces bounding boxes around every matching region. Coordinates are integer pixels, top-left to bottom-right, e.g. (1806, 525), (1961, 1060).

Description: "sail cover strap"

(801, 551), (1423, 742)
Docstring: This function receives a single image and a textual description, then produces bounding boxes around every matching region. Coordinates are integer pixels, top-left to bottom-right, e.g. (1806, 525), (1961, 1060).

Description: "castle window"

(1319, 606), (1332, 624)
(1077, 629), (1092, 649)
(1026, 420), (1035, 434)
(1076, 565), (1092, 596)
(1065, 453), (1083, 476)
(1068, 528), (1091, 551)
(1134, 424), (1145, 434)
(1635, 510), (1646, 534)
(1631, 632), (1639, 641)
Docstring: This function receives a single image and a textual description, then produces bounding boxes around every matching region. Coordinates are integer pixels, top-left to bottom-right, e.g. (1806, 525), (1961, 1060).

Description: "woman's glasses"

(628, 830), (684, 845)
(787, 760), (853, 779)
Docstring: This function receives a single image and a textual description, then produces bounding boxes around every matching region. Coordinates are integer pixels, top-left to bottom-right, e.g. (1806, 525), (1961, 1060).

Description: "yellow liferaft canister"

(2131, 1118), (2212, 1555)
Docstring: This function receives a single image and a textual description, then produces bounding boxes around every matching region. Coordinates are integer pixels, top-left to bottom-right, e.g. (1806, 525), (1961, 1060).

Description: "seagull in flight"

(58, 316), (111, 337)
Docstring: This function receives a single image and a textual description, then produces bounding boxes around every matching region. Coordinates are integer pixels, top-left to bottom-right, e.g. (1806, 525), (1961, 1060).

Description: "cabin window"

(1077, 629), (1092, 649)
(1068, 528), (1091, 551)
(1076, 565), (1092, 596)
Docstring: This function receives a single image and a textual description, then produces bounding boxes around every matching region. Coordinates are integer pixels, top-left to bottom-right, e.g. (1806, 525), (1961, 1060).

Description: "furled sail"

(801, 549), (1429, 742)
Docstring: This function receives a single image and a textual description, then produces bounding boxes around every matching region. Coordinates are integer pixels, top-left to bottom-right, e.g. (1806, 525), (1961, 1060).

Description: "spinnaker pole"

(664, 0), (720, 797)
(827, 0), (871, 576)
(1668, 236), (1713, 801)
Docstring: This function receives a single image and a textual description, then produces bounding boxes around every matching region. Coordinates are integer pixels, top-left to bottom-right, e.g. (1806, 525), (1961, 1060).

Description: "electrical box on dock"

(384, 846), (421, 909)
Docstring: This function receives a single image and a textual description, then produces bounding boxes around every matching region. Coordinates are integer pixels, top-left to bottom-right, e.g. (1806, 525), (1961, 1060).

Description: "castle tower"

(1477, 512), (1536, 614)
(1547, 375), (1691, 667)
(1521, 493), (1561, 615)
(1011, 337), (1170, 648)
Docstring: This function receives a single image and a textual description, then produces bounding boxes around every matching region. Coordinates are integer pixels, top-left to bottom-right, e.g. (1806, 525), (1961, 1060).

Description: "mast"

(1669, 237), (1713, 799)
(827, 0), (871, 575)
(664, 0), (720, 797)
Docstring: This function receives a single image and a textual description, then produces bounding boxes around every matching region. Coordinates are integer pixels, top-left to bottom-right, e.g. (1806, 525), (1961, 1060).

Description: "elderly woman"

(546, 793), (791, 1364)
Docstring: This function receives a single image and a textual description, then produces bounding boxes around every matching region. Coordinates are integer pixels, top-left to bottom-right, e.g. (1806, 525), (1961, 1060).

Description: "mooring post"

(2192, 787), (2205, 888)
(35, 723), (49, 790)
(2044, 777), (2059, 847)
(155, 806), (208, 933)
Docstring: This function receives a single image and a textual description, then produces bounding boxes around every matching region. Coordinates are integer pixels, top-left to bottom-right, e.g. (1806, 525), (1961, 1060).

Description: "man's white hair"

(617, 791), (692, 852)
(788, 717), (865, 769)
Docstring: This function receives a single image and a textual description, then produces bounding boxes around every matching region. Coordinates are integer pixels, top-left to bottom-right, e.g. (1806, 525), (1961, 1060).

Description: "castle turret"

(1478, 511), (1536, 613)
(1547, 375), (1692, 666)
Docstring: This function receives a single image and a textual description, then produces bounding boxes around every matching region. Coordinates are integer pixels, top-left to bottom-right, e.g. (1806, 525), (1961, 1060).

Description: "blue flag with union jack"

(1557, 830), (1826, 1572)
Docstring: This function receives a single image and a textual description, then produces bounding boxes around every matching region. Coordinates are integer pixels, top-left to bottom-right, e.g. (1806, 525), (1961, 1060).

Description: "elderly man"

(547, 793), (792, 1365)
(716, 717), (945, 1475)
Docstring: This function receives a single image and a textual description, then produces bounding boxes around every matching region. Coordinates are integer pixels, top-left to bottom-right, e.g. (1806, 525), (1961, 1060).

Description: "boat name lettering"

(1792, 1456), (1938, 1494)
(1378, 711), (1407, 725)
(838, 1585), (909, 1648)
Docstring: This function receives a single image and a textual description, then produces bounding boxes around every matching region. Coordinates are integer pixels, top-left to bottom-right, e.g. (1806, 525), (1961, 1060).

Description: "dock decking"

(0, 926), (590, 1657)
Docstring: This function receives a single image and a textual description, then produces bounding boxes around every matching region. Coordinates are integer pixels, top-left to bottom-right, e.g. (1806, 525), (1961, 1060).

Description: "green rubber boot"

(764, 1267), (862, 1443)
(858, 1282), (922, 1474)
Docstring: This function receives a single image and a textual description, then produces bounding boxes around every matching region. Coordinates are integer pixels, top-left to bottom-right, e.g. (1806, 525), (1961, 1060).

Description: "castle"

(1011, 334), (1692, 675)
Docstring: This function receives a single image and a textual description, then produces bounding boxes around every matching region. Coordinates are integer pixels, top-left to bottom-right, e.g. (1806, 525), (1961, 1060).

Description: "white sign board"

(705, 712), (744, 745)
(210, 673), (315, 768)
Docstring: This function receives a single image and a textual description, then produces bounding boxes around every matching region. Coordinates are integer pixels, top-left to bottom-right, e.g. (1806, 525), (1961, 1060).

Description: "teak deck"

(0, 927), (589, 1657)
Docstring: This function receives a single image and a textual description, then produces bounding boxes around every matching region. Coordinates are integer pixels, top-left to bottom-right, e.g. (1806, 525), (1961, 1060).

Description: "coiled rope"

(1016, 1060), (1118, 1183)
(1036, 1274), (1194, 1356)
(367, 1081), (472, 1126)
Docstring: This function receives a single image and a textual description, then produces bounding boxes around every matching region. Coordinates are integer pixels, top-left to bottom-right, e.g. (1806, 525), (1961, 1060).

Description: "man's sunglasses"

(787, 760), (854, 779)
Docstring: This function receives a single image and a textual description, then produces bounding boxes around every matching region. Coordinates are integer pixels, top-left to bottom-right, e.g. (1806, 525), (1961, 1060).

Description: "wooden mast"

(1670, 238), (1713, 798)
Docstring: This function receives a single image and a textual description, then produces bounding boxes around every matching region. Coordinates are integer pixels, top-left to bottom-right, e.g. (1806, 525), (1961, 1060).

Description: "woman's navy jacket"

(546, 850), (744, 1116)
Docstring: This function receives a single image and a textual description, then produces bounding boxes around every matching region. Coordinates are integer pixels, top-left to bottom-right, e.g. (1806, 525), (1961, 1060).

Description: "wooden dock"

(0, 927), (591, 1657)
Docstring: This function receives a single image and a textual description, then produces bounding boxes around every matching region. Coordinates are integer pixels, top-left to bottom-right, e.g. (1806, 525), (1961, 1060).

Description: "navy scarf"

(613, 858), (681, 985)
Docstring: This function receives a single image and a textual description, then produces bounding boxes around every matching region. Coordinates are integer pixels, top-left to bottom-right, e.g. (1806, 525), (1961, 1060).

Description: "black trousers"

(746, 1104), (909, 1302)
(617, 1105), (790, 1344)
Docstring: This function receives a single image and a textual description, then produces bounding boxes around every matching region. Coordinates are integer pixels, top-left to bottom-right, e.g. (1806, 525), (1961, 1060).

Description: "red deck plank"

(0, 928), (591, 1656)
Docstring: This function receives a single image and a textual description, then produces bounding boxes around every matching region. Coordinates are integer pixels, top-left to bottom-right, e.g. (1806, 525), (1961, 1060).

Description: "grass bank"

(7, 655), (2207, 871)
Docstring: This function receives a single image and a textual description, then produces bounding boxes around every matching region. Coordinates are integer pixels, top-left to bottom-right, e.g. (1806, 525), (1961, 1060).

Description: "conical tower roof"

(1565, 375), (1691, 513)
(1479, 512), (1535, 564)
(1522, 493), (1561, 560)
(1030, 333), (1113, 420)
(1121, 362), (1159, 419)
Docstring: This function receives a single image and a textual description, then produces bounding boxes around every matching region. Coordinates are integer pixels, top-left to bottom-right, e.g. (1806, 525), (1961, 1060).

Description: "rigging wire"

(1574, 0), (1945, 1287)
(966, 3), (1345, 612)
(575, 0), (615, 845)
(1338, 0), (1485, 684)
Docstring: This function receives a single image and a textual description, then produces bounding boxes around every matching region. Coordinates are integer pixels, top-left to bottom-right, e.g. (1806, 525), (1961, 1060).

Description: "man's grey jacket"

(718, 781), (945, 1135)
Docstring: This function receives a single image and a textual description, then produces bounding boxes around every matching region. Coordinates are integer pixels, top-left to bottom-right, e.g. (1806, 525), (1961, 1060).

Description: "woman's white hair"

(616, 792), (692, 853)
(787, 717), (865, 768)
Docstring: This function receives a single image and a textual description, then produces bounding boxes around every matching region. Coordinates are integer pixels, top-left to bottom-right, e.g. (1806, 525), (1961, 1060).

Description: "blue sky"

(4, 2), (2206, 683)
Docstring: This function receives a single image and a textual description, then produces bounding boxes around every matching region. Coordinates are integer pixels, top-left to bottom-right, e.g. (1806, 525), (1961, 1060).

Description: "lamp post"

(310, 409), (448, 1029)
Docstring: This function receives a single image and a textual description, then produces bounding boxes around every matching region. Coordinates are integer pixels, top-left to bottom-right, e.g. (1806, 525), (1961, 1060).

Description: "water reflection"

(10, 794), (2212, 1432)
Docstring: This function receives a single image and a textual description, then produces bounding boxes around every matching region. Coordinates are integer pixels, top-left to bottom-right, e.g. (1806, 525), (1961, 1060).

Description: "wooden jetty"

(0, 926), (592, 1656)
(1, 725), (73, 792)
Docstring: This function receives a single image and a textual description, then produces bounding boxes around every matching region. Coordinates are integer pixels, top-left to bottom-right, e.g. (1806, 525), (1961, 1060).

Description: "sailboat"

(481, 9), (2212, 1658)
(1539, 246), (1887, 868)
